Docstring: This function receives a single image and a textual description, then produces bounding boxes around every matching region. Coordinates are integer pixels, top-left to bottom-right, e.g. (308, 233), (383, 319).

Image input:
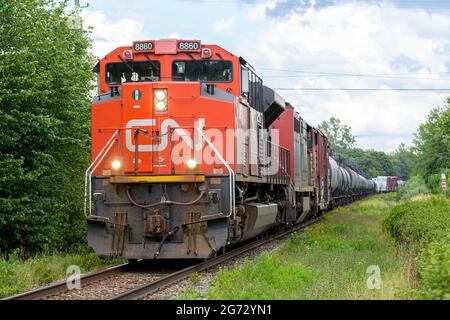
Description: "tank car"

(329, 157), (376, 207)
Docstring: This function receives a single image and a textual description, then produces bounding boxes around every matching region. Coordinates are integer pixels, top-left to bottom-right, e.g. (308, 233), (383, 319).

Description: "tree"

(0, 0), (94, 253)
(318, 117), (356, 156)
(413, 104), (450, 177)
(343, 148), (394, 178)
(318, 117), (402, 178)
(390, 143), (416, 179)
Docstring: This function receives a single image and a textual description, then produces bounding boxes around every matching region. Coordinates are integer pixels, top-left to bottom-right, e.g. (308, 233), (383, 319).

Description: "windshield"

(106, 61), (160, 84)
(172, 60), (232, 82)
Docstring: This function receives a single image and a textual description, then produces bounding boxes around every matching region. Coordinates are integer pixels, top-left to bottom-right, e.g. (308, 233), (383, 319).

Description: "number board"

(133, 41), (155, 52)
(177, 40), (201, 52)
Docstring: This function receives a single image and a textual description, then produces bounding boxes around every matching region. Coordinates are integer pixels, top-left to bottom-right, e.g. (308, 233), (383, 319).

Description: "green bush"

(417, 239), (450, 300)
(384, 196), (449, 245)
(393, 176), (430, 201)
(384, 196), (450, 299)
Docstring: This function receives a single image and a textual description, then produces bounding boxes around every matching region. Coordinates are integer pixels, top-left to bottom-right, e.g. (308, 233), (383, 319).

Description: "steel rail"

(3, 262), (131, 300)
(110, 218), (321, 300)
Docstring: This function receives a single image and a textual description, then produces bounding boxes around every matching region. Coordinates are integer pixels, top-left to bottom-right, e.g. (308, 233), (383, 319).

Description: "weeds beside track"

(176, 195), (415, 299)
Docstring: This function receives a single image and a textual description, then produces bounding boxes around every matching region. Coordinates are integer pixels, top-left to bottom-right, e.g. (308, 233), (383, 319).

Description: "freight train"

(86, 39), (377, 260)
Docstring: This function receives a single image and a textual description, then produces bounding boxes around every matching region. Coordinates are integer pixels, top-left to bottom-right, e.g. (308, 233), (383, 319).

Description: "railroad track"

(110, 217), (321, 300)
(4, 217), (320, 300)
(3, 262), (132, 300)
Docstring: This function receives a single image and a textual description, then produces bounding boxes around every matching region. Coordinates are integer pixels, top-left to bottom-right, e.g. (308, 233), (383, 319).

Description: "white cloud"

(81, 10), (148, 58)
(212, 16), (236, 34)
(237, 4), (450, 152)
(167, 32), (181, 39)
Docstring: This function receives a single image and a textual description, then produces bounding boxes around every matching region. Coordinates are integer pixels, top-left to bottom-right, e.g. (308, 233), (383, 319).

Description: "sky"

(77, 0), (450, 152)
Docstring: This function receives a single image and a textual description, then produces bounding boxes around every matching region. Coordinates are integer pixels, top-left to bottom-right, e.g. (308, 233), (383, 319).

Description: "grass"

(176, 194), (415, 300)
(0, 250), (119, 298)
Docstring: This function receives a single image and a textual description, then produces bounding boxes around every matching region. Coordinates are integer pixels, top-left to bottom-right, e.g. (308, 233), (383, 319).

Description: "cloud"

(265, 0), (337, 17)
(237, 3), (450, 151)
(263, 0), (450, 18)
(167, 32), (181, 39)
(212, 16), (236, 34)
(81, 10), (148, 58)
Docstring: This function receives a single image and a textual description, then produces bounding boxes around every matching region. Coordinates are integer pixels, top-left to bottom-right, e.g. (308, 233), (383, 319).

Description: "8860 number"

(133, 42), (154, 51)
(177, 41), (200, 51)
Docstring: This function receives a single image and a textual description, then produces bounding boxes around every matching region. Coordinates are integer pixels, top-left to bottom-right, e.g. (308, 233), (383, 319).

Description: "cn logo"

(125, 118), (205, 152)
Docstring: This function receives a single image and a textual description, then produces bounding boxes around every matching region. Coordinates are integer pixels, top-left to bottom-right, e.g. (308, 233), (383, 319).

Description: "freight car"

(85, 39), (377, 260)
(372, 176), (399, 192)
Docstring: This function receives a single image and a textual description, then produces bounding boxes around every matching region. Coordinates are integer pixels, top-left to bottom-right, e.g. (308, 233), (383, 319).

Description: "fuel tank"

(240, 202), (278, 241)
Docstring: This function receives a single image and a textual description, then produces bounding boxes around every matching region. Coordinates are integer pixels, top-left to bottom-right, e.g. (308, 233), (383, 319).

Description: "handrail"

(84, 129), (119, 216)
(194, 127), (235, 219)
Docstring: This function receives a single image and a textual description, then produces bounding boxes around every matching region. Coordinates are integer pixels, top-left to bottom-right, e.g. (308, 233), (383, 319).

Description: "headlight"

(112, 160), (121, 170)
(154, 89), (168, 112)
(186, 159), (198, 169)
(155, 90), (166, 100)
(155, 101), (167, 111)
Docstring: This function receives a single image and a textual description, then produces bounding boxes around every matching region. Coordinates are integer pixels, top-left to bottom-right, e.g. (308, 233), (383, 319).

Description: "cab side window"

(172, 60), (232, 82)
(105, 61), (160, 84)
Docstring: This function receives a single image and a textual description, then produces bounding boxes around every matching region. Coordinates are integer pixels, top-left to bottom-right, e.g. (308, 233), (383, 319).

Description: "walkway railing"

(194, 127), (236, 219)
(84, 129), (119, 216)
(264, 140), (291, 185)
